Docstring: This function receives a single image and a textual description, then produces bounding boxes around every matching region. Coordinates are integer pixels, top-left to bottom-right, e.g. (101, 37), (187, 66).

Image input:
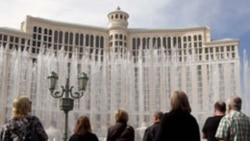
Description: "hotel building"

(0, 7), (240, 139)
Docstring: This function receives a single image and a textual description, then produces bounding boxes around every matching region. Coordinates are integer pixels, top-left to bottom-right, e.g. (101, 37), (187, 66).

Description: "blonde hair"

(114, 109), (129, 123)
(74, 115), (92, 135)
(170, 90), (191, 113)
(12, 96), (31, 119)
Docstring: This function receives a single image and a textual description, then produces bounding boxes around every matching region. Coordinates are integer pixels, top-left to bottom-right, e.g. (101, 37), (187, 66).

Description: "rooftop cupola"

(107, 7), (129, 29)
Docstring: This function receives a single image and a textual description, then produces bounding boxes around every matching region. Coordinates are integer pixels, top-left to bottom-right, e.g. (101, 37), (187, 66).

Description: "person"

(202, 101), (226, 141)
(142, 111), (163, 141)
(215, 96), (250, 141)
(0, 95), (48, 141)
(68, 115), (99, 141)
(154, 90), (200, 141)
(106, 109), (135, 141)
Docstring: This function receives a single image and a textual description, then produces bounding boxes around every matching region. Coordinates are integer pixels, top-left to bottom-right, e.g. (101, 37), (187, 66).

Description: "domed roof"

(108, 7), (129, 18)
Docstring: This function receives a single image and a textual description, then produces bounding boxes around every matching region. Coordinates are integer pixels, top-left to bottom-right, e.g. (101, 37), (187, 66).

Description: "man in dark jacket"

(106, 109), (135, 141)
(143, 111), (163, 141)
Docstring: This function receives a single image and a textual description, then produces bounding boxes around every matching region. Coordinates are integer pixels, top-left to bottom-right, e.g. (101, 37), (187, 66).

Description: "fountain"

(0, 46), (249, 141)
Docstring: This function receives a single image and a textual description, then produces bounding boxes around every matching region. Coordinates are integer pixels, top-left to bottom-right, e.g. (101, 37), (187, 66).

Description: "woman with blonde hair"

(69, 115), (98, 141)
(106, 109), (134, 141)
(155, 90), (200, 141)
(0, 95), (48, 141)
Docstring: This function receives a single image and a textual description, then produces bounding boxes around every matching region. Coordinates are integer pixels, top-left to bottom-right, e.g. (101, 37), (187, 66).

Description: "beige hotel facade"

(0, 7), (241, 138)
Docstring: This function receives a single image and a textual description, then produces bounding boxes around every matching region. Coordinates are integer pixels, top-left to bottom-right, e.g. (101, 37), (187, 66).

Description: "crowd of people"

(1, 90), (250, 141)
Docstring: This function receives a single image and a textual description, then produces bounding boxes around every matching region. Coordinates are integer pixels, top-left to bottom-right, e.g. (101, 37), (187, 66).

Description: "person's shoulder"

(87, 132), (99, 140)
(69, 134), (80, 141)
(205, 116), (221, 122)
(161, 112), (170, 119)
(127, 124), (135, 131)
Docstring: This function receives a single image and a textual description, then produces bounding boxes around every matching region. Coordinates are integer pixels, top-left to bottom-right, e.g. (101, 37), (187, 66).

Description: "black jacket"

(106, 122), (134, 141)
(69, 132), (99, 141)
(155, 109), (200, 141)
(143, 122), (161, 141)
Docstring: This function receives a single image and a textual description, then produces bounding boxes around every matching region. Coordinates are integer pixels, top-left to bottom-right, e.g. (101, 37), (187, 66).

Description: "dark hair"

(154, 111), (163, 120)
(214, 101), (226, 113)
(74, 116), (92, 135)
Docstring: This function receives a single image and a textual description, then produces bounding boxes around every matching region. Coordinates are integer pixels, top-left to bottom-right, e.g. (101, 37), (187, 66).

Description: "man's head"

(152, 111), (163, 123)
(226, 96), (242, 112)
(214, 101), (226, 115)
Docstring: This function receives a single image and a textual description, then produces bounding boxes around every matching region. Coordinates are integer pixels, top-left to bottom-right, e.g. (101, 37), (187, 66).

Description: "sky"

(0, 0), (249, 59)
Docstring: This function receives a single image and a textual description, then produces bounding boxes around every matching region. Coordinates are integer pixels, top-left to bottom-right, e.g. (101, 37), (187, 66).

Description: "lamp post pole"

(48, 72), (88, 141)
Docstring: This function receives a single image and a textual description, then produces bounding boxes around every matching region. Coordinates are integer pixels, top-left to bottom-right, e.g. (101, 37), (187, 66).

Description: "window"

(64, 32), (68, 44)
(198, 35), (202, 40)
(69, 33), (73, 44)
(183, 36), (187, 42)
(96, 36), (99, 47)
(54, 31), (58, 43)
(194, 35), (197, 41)
(33, 26), (37, 32)
(44, 29), (48, 34)
(75, 33), (79, 45)
(100, 37), (104, 48)
(86, 34), (89, 46)
(59, 31), (63, 43)
(38, 27), (42, 33)
(90, 35), (94, 47)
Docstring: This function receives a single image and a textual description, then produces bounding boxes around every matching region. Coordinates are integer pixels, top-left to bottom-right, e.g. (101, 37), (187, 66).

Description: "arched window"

(137, 38), (140, 49)
(33, 26), (37, 32)
(69, 32), (73, 44)
(167, 37), (171, 48)
(194, 35), (197, 41)
(90, 35), (94, 47)
(54, 31), (58, 43)
(80, 34), (84, 46)
(75, 33), (79, 45)
(86, 34), (89, 46)
(163, 37), (166, 48)
(178, 37), (182, 48)
(64, 32), (68, 44)
(132, 38), (136, 49)
(157, 37), (161, 48)
(142, 38), (146, 49)
(198, 35), (202, 40)
(153, 37), (156, 48)
(96, 36), (100, 47)
(100, 36), (104, 48)
(59, 31), (63, 43)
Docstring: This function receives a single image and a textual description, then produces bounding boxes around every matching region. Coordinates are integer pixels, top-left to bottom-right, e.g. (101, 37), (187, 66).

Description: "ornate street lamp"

(47, 71), (88, 141)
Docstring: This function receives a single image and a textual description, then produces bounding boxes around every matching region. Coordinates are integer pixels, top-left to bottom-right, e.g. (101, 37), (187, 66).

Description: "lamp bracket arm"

(71, 91), (84, 99)
(51, 91), (63, 98)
